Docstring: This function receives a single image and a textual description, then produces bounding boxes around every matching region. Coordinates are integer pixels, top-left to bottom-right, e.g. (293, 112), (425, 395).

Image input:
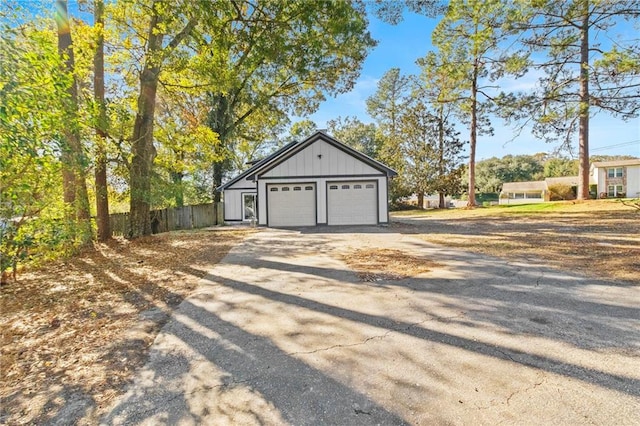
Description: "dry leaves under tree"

(0, 228), (254, 425)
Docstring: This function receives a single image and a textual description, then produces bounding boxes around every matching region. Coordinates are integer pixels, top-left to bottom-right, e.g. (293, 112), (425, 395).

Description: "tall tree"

(1, 12), (67, 277)
(432, 0), (520, 207)
(544, 157), (579, 178)
(366, 68), (413, 142)
(196, 1), (375, 202)
(419, 50), (468, 207)
(516, 0), (640, 199)
(327, 116), (382, 158)
(288, 120), (318, 142)
(474, 155), (545, 192)
(154, 90), (220, 207)
(370, 0), (443, 24)
(399, 95), (465, 208)
(124, 0), (197, 237)
(366, 68), (415, 201)
(93, 0), (110, 241)
(55, 0), (91, 240)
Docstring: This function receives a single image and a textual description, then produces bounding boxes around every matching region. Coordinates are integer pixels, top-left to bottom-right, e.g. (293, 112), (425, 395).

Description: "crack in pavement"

(505, 373), (547, 406)
(288, 330), (394, 355)
(494, 348), (518, 363)
(288, 315), (466, 356)
(473, 373), (547, 411)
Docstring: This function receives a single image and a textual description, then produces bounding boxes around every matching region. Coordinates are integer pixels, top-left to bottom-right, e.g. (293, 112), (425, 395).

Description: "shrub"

(548, 184), (576, 201)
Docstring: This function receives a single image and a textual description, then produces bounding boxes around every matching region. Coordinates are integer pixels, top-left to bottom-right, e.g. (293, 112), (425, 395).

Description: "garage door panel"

(327, 181), (377, 225)
(268, 184), (316, 227)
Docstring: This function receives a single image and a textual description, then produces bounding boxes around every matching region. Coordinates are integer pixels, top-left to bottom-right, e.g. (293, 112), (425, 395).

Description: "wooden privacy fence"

(110, 202), (223, 236)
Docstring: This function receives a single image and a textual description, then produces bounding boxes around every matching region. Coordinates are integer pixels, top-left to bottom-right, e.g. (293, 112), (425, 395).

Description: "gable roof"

(248, 131), (397, 179)
(216, 140), (299, 191)
(545, 176), (579, 186)
(502, 181), (547, 192)
(591, 158), (640, 168)
(502, 176), (580, 193)
(217, 131), (397, 191)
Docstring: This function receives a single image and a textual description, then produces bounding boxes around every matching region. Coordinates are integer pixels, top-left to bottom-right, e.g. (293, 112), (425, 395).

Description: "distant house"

(500, 180), (549, 204)
(590, 159), (640, 199)
(500, 176), (581, 205)
(500, 158), (640, 204)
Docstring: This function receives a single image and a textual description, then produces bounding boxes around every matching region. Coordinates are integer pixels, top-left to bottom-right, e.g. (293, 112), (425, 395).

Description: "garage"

(267, 183), (316, 227)
(218, 131), (396, 226)
(327, 181), (378, 225)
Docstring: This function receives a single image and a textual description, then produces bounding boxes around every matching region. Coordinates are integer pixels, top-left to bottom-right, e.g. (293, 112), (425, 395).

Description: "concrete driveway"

(102, 224), (640, 425)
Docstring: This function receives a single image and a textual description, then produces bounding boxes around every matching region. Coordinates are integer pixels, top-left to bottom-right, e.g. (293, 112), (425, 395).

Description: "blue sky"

(308, 11), (640, 161)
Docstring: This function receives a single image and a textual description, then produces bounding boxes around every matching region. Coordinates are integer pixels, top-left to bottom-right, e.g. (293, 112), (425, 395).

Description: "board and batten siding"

(261, 139), (380, 178)
(223, 176), (256, 221)
(256, 176), (388, 226)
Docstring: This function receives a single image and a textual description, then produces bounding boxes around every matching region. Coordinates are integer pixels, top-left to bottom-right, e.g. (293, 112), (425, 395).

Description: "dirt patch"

(342, 248), (436, 282)
(393, 202), (640, 285)
(0, 227), (255, 425)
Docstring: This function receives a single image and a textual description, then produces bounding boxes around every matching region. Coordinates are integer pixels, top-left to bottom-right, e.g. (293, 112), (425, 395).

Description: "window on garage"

(329, 185), (338, 190)
(293, 186), (301, 191)
(354, 184), (362, 189)
(282, 187), (290, 191)
(365, 184), (374, 189)
(342, 185), (350, 189)
(270, 187), (278, 191)
(305, 186), (313, 190)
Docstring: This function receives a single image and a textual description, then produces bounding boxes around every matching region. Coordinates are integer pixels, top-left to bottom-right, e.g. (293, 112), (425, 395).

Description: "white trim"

(242, 192), (257, 222)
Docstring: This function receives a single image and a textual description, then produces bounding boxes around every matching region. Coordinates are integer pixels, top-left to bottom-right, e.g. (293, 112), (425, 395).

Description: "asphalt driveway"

(102, 224), (640, 425)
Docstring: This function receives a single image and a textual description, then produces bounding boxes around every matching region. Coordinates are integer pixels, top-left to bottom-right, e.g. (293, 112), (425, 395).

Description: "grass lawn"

(392, 199), (640, 285)
(393, 198), (637, 217)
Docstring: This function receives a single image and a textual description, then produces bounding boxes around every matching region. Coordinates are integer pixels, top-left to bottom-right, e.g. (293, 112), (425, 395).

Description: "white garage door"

(327, 181), (378, 225)
(267, 183), (316, 227)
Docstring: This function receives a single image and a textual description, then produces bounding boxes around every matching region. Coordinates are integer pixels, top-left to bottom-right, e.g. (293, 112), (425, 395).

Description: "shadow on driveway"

(102, 227), (640, 425)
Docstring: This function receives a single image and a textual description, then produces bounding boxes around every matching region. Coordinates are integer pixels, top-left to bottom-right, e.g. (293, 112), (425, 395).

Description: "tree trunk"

(94, 0), (110, 241)
(129, 70), (159, 238)
(171, 171), (185, 207)
(417, 192), (424, 209)
(56, 0), (91, 239)
(57, 0), (75, 208)
(212, 162), (225, 203)
(437, 107), (446, 209)
(207, 93), (232, 203)
(577, 2), (590, 200)
(467, 61), (478, 208)
(129, 7), (163, 239)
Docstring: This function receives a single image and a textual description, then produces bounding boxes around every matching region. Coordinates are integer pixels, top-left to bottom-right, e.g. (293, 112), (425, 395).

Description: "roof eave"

(216, 140), (300, 191)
